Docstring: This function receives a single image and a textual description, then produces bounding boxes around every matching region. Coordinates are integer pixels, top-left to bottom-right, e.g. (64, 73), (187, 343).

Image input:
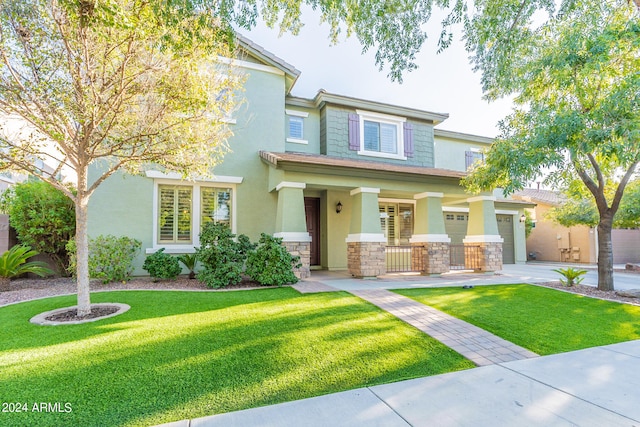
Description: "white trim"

(442, 206), (469, 213)
(414, 192), (444, 200)
(276, 181), (306, 191)
(273, 232), (312, 243)
(350, 187), (380, 196)
(467, 196), (496, 203)
(286, 138), (308, 145)
(378, 197), (416, 205)
(146, 247), (196, 254)
(217, 56), (285, 76)
(470, 147), (483, 153)
(285, 109), (309, 118)
(356, 150), (407, 161)
(145, 170), (243, 184)
(463, 235), (504, 243)
(355, 109), (407, 123)
(410, 234), (451, 243)
(345, 233), (387, 243)
(496, 209), (519, 215)
(356, 109), (406, 160)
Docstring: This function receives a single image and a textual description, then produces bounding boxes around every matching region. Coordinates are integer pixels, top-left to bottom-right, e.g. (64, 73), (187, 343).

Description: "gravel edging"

(533, 281), (640, 306)
(0, 276), (276, 307)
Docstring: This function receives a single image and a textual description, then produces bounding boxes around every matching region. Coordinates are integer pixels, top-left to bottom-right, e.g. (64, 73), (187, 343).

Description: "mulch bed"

(45, 305), (120, 322)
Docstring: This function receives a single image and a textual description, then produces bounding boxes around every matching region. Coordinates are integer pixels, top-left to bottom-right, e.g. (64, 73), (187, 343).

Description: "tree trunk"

(596, 219), (614, 291)
(76, 189), (92, 316)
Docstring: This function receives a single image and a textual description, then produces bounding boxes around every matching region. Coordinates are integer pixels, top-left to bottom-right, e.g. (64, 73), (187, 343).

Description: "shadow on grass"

(0, 289), (473, 427)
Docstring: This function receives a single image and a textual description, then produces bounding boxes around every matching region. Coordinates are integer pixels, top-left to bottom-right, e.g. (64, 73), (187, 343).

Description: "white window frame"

(356, 109), (406, 160)
(149, 178), (238, 254)
(286, 109), (309, 144)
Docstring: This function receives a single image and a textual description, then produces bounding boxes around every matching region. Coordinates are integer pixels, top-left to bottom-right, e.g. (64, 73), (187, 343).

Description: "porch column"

(345, 187), (386, 278)
(464, 196), (503, 272)
(274, 181), (311, 279)
(410, 192), (451, 275)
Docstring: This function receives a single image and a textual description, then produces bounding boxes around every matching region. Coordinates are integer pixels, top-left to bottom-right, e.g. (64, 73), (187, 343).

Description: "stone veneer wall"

(282, 241), (311, 279)
(466, 242), (502, 272)
(412, 242), (450, 275)
(347, 242), (386, 277)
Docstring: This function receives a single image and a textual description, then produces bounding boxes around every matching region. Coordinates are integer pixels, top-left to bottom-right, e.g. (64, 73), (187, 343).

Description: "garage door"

(443, 212), (515, 264)
(496, 214), (515, 264)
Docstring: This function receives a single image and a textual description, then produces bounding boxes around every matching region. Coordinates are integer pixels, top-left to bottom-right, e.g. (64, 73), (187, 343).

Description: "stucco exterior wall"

(434, 135), (490, 172)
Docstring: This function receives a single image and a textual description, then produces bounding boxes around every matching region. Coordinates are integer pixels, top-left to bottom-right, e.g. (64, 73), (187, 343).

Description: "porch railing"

(450, 244), (481, 270)
(385, 245), (424, 273)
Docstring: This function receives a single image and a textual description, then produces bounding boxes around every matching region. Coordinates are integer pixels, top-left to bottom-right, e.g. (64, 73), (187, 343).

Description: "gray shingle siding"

(323, 105), (435, 167)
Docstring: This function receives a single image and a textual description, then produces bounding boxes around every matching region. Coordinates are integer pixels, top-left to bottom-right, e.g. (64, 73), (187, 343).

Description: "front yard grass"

(0, 288), (473, 427)
(396, 284), (640, 355)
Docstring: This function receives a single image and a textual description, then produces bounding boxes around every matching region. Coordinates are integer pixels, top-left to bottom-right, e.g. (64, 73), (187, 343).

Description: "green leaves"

(0, 244), (53, 280)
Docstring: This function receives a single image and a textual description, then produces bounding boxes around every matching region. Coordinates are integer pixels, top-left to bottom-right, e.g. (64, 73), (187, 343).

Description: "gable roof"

(236, 34), (300, 94)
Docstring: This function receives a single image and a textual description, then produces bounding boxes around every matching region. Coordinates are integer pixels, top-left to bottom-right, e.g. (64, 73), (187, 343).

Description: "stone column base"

(413, 242), (450, 275)
(348, 242), (386, 278)
(465, 242), (503, 272)
(282, 241), (311, 279)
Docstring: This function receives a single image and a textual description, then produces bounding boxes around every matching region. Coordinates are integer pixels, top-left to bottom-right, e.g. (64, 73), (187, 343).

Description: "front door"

(304, 197), (321, 266)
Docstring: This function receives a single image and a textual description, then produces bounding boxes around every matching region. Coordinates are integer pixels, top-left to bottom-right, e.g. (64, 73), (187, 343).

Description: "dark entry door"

(304, 197), (320, 266)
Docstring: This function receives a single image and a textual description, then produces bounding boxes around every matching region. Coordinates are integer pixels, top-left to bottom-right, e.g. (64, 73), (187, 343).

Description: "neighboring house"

(513, 188), (640, 264)
(88, 36), (533, 278)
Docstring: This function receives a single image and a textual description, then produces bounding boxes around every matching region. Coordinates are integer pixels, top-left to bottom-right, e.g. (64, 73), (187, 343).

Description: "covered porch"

(260, 151), (528, 279)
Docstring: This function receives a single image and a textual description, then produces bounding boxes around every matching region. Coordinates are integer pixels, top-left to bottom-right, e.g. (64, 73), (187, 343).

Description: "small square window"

(289, 116), (304, 140)
(457, 215), (466, 221)
(446, 214), (455, 220)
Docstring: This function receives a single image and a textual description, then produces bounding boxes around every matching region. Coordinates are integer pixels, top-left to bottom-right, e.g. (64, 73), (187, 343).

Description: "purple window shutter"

(403, 122), (414, 157)
(348, 113), (360, 150)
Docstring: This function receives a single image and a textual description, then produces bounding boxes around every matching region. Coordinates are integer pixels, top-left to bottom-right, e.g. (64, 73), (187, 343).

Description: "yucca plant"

(0, 245), (54, 291)
(553, 267), (588, 287)
(177, 253), (198, 279)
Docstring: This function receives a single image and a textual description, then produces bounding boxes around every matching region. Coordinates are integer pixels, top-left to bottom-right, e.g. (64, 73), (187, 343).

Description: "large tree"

(0, 0), (240, 314)
(464, 1), (640, 291)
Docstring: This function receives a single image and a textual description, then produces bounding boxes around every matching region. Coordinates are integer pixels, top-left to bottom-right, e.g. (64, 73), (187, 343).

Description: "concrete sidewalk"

(162, 340), (640, 426)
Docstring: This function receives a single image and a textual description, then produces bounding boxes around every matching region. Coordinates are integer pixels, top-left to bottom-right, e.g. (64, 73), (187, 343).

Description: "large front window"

(156, 183), (233, 247)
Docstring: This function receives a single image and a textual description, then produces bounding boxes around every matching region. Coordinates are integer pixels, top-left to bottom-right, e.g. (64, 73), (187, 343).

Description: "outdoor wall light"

(336, 201), (343, 214)
(520, 214), (526, 223)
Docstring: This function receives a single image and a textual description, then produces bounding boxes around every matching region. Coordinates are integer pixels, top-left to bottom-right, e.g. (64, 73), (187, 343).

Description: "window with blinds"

(201, 187), (231, 227)
(380, 203), (414, 245)
(158, 185), (192, 244)
(288, 116), (304, 140)
(364, 120), (398, 154)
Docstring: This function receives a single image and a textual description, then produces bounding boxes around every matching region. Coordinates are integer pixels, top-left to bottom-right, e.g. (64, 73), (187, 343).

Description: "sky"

(244, 10), (515, 138)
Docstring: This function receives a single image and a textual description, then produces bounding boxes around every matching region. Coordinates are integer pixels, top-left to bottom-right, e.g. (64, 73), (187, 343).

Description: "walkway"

(350, 289), (538, 366)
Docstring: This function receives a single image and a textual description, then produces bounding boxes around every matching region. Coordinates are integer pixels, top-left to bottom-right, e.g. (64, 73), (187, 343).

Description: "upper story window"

(286, 109), (308, 144)
(349, 110), (413, 160)
(465, 149), (485, 170)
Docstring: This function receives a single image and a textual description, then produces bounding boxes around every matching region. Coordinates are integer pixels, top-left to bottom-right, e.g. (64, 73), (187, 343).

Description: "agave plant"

(0, 245), (54, 291)
(177, 253), (198, 279)
(552, 267), (588, 287)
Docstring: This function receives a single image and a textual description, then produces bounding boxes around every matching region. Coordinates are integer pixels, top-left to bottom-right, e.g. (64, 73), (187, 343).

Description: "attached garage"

(443, 212), (516, 264)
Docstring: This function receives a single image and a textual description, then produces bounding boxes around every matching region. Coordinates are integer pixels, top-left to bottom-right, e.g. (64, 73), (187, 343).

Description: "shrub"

(0, 180), (75, 274)
(553, 267), (588, 287)
(246, 233), (300, 286)
(0, 245), (54, 291)
(143, 248), (182, 281)
(196, 223), (255, 288)
(67, 235), (141, 284)
(177, 253), (197, 279)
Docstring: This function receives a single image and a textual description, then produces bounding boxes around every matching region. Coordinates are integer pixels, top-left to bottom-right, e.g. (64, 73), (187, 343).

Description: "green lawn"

(0, 288), (473, 427)
(396, 284), (640, 355)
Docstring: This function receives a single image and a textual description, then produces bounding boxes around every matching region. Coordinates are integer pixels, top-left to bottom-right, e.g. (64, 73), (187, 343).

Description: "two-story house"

(87, 36), (532, 278)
